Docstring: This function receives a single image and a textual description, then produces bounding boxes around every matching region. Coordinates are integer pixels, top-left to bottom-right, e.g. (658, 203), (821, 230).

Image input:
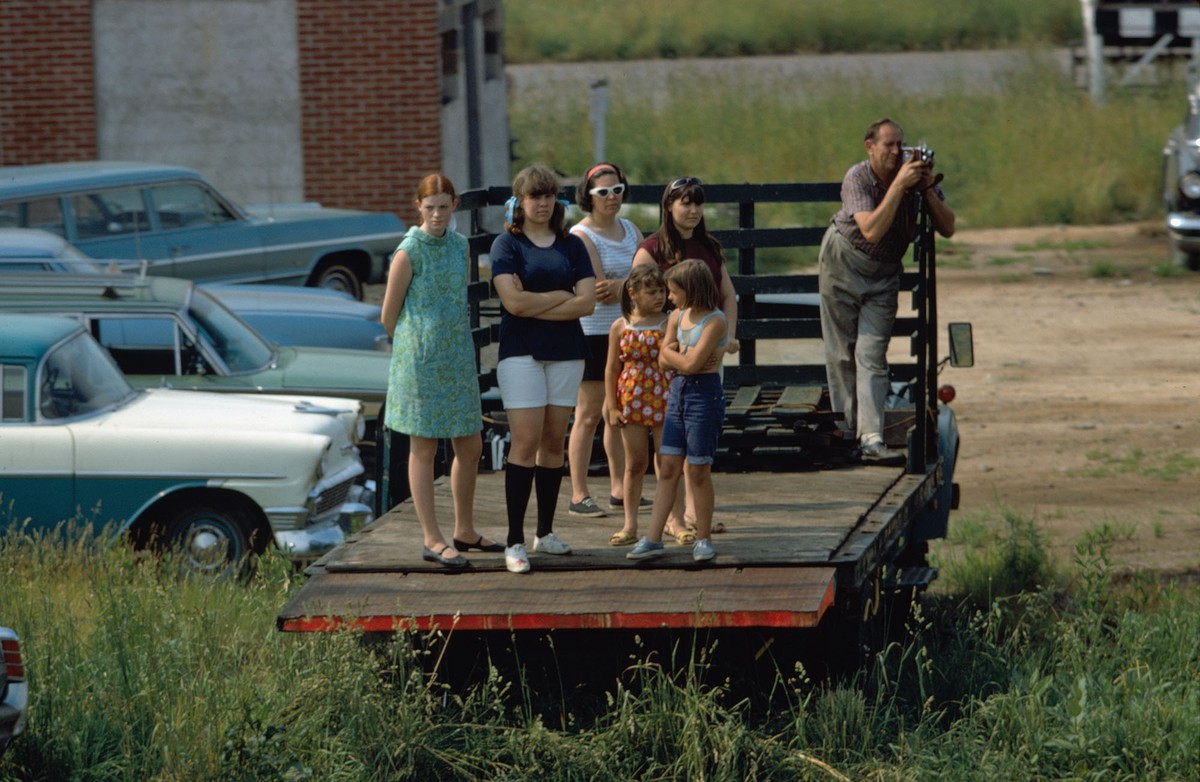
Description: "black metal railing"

(455, 182), (939, 473)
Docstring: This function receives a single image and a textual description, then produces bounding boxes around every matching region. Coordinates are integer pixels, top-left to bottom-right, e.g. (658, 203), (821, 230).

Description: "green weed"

(1078, 447), (1200, 481)
(2, 521), (1198, 781)
(936, 506), (1058, 610)
(1153, 261), (1186, 277)
(1086, 260), (1129, 278)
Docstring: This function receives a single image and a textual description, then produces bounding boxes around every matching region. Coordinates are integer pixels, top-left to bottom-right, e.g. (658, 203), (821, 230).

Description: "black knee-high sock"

(504, 463), (535, 547)
(534, 464), (564, 539)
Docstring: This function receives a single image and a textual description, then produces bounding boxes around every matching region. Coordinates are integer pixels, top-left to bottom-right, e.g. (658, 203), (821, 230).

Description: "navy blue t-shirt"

(490, 231), (595, 361)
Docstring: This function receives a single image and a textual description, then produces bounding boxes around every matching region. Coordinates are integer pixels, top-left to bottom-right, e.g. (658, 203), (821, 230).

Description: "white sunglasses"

(588, 183), (626, 198)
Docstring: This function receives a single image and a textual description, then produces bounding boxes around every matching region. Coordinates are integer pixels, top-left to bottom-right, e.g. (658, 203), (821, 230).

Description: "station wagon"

(0, 161), (406, 299)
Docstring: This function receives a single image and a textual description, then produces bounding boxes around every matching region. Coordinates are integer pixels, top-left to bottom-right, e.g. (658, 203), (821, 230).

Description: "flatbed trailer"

(277, 182), (970, 667)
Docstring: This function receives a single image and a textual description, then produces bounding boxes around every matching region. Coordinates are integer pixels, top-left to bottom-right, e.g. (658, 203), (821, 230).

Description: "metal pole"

(1081, 0), (1105, 104)
(589, 79), (609, 162)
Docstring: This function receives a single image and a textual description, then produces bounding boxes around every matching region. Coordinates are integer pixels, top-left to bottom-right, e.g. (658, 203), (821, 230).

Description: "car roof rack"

(0, 271), (151, 299)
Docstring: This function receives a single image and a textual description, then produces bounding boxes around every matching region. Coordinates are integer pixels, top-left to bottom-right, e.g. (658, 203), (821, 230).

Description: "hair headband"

(585, 163), (618, 184)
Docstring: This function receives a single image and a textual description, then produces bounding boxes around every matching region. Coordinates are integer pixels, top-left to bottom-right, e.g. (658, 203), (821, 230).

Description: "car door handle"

(170, 245), (188, 257)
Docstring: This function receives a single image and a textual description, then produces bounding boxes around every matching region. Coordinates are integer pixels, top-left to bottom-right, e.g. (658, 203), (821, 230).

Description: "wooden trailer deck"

(278, 462), (942, 634)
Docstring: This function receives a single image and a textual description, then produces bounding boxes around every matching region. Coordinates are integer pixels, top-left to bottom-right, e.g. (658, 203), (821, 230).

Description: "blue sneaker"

(626, 537), (665, 561)
(692, 538), (715, 562)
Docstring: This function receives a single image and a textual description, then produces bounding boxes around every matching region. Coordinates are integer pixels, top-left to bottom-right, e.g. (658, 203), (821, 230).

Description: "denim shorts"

(659, 373), (725, 465)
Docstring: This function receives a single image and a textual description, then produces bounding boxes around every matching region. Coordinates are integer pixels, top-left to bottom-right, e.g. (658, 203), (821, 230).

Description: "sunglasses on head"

(588, 183), (626, 198)
(668, 176), (702, 192)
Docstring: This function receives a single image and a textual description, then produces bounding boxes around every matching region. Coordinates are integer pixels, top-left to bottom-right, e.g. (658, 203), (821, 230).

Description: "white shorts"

(497, 356), (585, 409)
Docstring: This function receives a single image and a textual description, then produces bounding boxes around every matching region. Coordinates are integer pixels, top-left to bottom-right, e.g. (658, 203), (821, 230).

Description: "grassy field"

(1, 519), (1197, 781)
(504, 0), (1081, 62)
(510, 56), (1180, 234)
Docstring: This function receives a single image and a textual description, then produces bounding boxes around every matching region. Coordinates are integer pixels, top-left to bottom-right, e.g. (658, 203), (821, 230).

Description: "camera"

(902, 145), (935, 165)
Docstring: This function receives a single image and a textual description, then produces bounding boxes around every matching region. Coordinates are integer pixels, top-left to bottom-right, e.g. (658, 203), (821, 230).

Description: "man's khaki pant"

(817, 225), (899, 442)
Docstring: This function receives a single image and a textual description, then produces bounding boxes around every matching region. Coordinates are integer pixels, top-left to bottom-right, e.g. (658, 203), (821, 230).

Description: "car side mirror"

(947, 322), (974, 368)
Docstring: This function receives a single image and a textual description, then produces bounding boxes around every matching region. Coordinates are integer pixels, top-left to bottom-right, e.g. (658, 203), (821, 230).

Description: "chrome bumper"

(1167, 211), (1200, 234)
(273, 518), (345, 559)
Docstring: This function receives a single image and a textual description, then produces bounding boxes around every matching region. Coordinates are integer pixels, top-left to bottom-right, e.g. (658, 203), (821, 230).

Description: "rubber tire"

(1168, 234), (1200, 271)
(162, 502), (255, 579)
(313, 262), (364, 300)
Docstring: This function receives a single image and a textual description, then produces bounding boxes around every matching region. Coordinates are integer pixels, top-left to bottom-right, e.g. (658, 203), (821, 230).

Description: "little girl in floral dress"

(603, 264), (685, 546)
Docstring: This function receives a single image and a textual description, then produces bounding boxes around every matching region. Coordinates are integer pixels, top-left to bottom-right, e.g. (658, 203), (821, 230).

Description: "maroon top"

(637, 234), (725, 284)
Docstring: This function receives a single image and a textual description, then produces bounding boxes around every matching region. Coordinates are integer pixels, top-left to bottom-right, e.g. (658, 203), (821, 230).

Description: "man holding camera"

(818, 117), (956, 462)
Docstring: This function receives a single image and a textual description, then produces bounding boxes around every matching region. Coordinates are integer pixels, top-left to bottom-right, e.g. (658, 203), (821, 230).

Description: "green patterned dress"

(384, 226), (481, 438)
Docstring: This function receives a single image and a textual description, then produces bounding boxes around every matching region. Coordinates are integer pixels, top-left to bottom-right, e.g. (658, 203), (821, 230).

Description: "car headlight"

(1181, 172), (1200, 199)
(355, 414), (366, 442)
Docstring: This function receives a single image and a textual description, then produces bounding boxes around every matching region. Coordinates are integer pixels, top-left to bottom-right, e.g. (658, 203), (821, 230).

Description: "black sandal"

(453, 535), (504, 553)
(422, 544), (469, 568)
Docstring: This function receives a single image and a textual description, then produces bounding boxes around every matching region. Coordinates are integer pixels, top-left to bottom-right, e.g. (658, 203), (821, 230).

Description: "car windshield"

(40, 332), (137, 419)
(187, 287), (275, 373)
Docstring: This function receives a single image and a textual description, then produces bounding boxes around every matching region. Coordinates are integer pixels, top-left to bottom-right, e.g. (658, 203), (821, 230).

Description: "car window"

(0, 197), (66, 237)
(188, 289), (273, 373)
(1, 365), (27, 422)
(39, 332), (135, 420)
(72, 189), (149, 238)
(149, 183), (237, 229)
(92, 316), (211, 376)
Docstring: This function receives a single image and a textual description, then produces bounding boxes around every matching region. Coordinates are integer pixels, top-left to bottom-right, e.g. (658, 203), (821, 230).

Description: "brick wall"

(0, 0), (97, 164)
(297, 0), (442, 222)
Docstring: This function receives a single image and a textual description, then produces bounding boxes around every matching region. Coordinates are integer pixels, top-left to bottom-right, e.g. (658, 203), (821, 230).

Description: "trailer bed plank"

(279, 567), (837, 632)
(279, 467), (908, 633)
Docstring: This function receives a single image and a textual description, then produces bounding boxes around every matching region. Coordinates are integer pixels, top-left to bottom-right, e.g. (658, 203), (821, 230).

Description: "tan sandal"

(609, 529), (638, 547)
(667, 525), (695, 545)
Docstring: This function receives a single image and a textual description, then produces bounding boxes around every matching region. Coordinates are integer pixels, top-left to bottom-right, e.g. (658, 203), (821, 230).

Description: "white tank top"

(571, 217), (640, 336)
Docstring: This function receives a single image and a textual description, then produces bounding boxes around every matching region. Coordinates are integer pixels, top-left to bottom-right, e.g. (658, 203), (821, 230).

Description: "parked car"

(0, 273), (389, 455)
(1162, 89), (1200, 270)
(199, 283), (390, 352)
(0, 627), (25, 758)
(0, 161), (406, 298)
(0, 314), (369, 573)
(0, 229), (391, 352)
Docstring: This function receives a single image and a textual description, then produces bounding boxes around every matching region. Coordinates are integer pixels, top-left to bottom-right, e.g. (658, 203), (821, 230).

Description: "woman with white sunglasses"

(565, 162), (647, 519)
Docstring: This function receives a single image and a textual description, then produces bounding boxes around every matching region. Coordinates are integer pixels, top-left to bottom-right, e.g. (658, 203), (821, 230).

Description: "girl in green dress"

(382, 173), (500, 568)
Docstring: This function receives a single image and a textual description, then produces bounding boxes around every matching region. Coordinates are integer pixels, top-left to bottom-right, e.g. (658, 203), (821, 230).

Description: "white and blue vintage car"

(0, 314), (369, 575)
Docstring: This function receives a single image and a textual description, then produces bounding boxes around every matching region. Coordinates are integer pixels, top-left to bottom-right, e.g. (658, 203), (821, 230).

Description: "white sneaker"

(504, 544), (530, 574)
(692, 538), (715, 562)
(860, 439), (904, 463)
(533, 532), (572, 555)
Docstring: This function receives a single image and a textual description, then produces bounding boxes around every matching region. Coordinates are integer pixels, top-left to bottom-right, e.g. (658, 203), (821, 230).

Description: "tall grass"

(2, 516), (1198, 780)
(505, 0), (1081, 62)
(511, 58), (1179, 231)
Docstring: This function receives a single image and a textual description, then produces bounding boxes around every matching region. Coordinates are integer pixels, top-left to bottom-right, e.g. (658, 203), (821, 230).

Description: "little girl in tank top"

(627, 259), (727, 564)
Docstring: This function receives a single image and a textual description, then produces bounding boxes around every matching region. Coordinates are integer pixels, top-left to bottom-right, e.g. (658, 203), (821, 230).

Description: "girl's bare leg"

(684, 462), (715, 540)
(644, 454), (684, 543)
(449, 432), (495, 545)
(618, 425), (651, 537)
(409, 436), (457, 556)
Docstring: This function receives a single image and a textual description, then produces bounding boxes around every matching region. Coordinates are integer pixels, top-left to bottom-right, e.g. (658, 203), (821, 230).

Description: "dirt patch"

(934, 221), (1200, 576)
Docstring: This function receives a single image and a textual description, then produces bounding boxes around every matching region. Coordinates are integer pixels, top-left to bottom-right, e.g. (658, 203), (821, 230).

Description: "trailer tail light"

(1, 638), (23, 680)
(938, 384), (956, 404)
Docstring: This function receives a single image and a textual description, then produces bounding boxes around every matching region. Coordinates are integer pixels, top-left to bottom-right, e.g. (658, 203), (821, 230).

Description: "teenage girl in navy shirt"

(490, 164), (596, 573)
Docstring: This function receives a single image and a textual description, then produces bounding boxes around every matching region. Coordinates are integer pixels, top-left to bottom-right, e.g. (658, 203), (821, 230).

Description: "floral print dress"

(616, 317), (672, 426)
(384, 226), (481, 439)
